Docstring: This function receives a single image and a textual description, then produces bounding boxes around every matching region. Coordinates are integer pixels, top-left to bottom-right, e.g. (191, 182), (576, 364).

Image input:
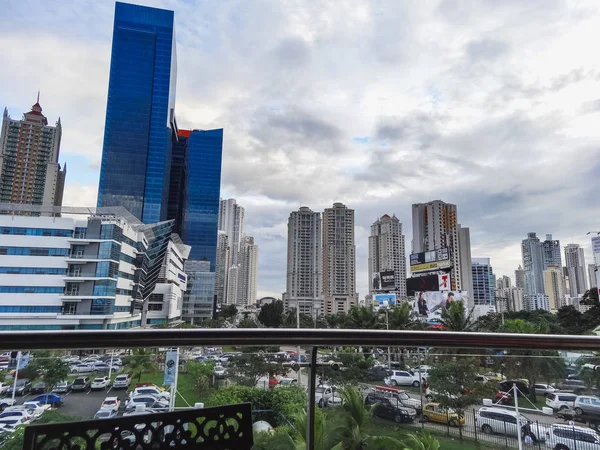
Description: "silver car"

(574, 396), (600, 415)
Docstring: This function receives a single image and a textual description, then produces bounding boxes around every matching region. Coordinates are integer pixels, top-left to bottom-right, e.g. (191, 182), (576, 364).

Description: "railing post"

(473, 409), (477, 442)
(306, 346), (318, 450)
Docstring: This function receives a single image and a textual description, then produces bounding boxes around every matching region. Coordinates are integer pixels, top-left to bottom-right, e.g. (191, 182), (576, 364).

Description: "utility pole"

(296, 302), (301, 384)
(11, 352), (21, 403)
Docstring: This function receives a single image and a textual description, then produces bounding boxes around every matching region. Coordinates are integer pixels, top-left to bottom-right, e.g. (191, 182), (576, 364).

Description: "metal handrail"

(1, 328), (599, 351)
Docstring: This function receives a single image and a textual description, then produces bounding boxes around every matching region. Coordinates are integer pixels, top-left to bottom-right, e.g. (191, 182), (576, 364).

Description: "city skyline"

(1, 1), (599, 299)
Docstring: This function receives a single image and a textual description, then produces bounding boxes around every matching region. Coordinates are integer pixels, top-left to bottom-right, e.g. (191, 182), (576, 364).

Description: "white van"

(476, 407), (549, 442)
(546, 392), (578, 411)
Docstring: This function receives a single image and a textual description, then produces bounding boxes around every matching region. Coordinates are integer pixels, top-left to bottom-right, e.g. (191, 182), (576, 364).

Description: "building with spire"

(0, 96), (66, 208)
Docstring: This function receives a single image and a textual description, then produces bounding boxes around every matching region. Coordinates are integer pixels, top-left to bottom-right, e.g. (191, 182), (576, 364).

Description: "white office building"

(525, 293), (549, 312)
(237, 235), (258, 306)
(0, 205), (189, 330)
(564, 244), (588, 296)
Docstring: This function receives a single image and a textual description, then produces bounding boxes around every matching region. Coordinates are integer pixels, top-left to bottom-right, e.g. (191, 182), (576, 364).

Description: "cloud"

(2, 0), (600, 299)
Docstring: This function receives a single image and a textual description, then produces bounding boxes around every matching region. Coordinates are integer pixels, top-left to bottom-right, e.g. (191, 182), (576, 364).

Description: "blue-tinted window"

(0, 267), (66, 275)
(0, 247), (69, 256)
(0, 286), (64, 293)
(0, 306), (62, 313)
(0, 227), (73, 237)
(95, 261), (119, 278)
(79, 324), (104, 330)
(98, 242), (121, 260)
(97, 2), (176, 223)
(0, 325), (61, 330)
(93, 280), (117, 296)
(91, 298), (115, 315)
(114, 305), (130, 312)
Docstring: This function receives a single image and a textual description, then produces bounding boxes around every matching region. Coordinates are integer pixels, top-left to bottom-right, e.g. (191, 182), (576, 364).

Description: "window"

(0, 247), (69, 256)
(0, 227), (73, 237)
(148, 303), (163, 311)
(0, 305), (62, 313)
(0, 267), (66, 275)
(93, 280), (116, 296)
(0, 286), (64, 293)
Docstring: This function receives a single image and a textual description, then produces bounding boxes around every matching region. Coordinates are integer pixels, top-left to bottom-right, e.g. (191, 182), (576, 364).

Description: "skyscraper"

(284, 207), (323, 316)
(564, 244), (588, 296)
(214, 232), (230, 305)
(521, 232), (544, 295)
(323, 203), (357, 314)
(368, 214), (407, 299)
(543, 265), (565, 311)
(589, 263), (598, 290)
(472, 258), (495, 306)
(542, 234), (562, 270)
(97, 2), (177, 223)
(515, 265), (525, 289)
(218, 199), (245, 266)
(0, 98), (66, 207)
(411, 200), (473, 297)
(237, 235), (258, 306)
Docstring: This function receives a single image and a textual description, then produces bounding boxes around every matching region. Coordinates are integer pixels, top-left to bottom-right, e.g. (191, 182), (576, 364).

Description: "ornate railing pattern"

(23, 403), (254, 450)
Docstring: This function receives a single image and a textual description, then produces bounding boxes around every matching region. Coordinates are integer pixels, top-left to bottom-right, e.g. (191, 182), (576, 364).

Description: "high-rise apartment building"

(214, 232), (230, 305)
(237, 236), (258, 306)
(472, 258), (495, 306)
(542, 234), (562, 270)
(0, 99), (66, 208)
(564, 244), (588, 296)
(589, 263), (598, 290)
(218, 199), (245, 265)
(524, 293), (549, 311)
(515, 265), (525, 289)
(543, 265), (565, 312)
(283, 207), (323, 316)
(495, 285), (524, 313)
(497, 275), (511, 290)
(323, 203), (357, 314)
(97, 2), (177, 224)
(411, 200), (473, 299)
(521, 232), (545, 295)
(368, 214), (407, 299)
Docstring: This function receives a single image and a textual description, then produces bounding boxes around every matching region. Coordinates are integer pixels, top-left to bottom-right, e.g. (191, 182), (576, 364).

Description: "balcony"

(1, 329), (600, 450)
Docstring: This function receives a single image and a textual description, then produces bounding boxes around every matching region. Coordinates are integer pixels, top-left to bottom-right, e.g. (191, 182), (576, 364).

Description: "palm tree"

(440, 301), (476, 332)
(124, 348), (157, 383)
(342, 306), (383, 330)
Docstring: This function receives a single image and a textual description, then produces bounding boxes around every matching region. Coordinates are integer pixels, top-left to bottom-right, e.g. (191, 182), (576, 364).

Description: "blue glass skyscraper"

(97, 2), (177, 224)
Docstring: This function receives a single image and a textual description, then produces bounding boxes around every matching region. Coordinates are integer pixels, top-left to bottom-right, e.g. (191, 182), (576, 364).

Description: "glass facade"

(472, 258), (496, 306)
(183, 260), (215, 322)
(181, 129), (223, 267)
(97, 2), (177, 223)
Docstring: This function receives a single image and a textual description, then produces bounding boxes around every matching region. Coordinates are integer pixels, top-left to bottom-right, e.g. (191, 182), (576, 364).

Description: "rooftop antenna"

(37, 90), (40, 104)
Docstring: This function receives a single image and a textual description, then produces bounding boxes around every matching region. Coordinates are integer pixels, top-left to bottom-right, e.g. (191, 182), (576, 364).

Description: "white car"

(70, 363), (93, 374)
(61, 355), (80, 364)
(126, 396), (169, 412)
(100, 397), (121, 412)
(533, 383), (557, 396)
(0, 398), (17, 411)
(21, 402), (51, 419)
(314, 385), (336, 408)
(477, 407), (549, 442)
(129, 387), (170, 401)
(546, 392), (578, 411)
(0, 382), (10, 395)
(0, 416), (29, 432)
(385, 370), (423, 388)
(94, 409), (118, 420)
(545, 423), (600, 449)
(0, 409), (33, 423)
(90, 377), (110, 390)
(213, 366), (227, 378)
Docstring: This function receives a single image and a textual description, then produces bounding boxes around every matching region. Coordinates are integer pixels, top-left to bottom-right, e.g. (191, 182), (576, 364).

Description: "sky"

(1, 0), (600, 299)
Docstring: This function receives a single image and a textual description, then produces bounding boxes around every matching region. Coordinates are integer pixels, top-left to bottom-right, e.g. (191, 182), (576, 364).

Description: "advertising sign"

(374, 293), (397, 308)
(406, 275), (440, 296)
(380, 270), (395, 289)
(438, 273), (451, 290)
(410, 261), (452, 273)
(410, 248), (451, 273)
(592, 236), (600, 254)
(163, 350), (178, 387)
(411, 291), (469, 321)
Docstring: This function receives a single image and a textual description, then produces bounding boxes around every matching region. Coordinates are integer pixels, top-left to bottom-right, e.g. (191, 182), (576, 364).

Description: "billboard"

(407, 275), (439, 296)
(372, 271), (396, 290)
(410, 248), (451, 273)
(374, 293), (397, 308)
(163, 350), (178, 387)
(411, 290), (469, 321)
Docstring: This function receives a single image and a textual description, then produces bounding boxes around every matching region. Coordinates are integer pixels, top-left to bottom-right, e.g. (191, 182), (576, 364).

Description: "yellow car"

(422, 403), (465, 427)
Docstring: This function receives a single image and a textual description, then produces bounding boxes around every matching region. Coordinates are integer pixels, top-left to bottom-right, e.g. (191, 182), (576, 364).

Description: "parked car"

(498, 380), (530, 396)
(477, 406), (548, 441)
(277, 378), (298, 388)
(90, 377), (110, 391)
(112, 374), (132, 390)
(52, 380), (72, 394)
(534, 383), (557, 396)
(422, 403), (464, 426)
(484, 372), (506, 382)
(29, 393), (63, 407)
(129, 387), (170, 401)
(547, 392), (579, 411)
(0, 382), (10, 396)
(70, 363), (93, 374)
(125, 396), (168, 412)
(372, 397), (417, 423)
(545, 423), (600, 449)
(367, 366), (391, 381)
(30, 382), (47, 395)
(0, 410), (33, 423)
(314, 385), (336, 408)
(13, 379), (32, 396)
(474, 375), (489, 383)
(71, 377), (91, 392)
(213, 365), (227, 379)
(559, 379), (588, 394)
(91, 363), (112, 373)
(0, 416), (29, 432)
(573, 396), (600, 416)
(94, 409), (118, 420)
(101, 397), (121, 412)
(21, 401), (51, 419)
(0, 398), (16, 412)
(365, 388), (422, 414)
(385, 370), (423, 388)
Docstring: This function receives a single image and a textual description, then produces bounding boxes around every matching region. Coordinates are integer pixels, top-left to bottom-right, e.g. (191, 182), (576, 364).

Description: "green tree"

(440, 301), (475, 332)
(237, 316), (259, 328)
(36, 357), (69, 395)
(556, 306), (585, 334)
(258, 300), (285, 328)
(387, 302), (417, 330)
(427, 360), (480, 439)
(186, 361), (215, 395)
(229, 353), (286, 387)
(320, 349), (372, 385)
(220, 304), (238, 319)
(124, 348), (157, 383)
(582, 288), (600, 306)
(283, 308), (315, 328)
(341, 306), (383, 330)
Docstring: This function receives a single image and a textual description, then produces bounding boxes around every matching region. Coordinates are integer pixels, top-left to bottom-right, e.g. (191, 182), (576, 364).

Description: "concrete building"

(226, 265), (239, 306)
(515, 265), (525, 290)
(564, 244), (588, 296)
(283, 207), (323, 316)
(589, 263), (598, 290)
(542, 234), (562, 270)
(183, 260), (215, 324)
(237, 235), (258, 306)
(411, 200), (473, 298)
(0, 98), (66, 208)
(497, 275), (511, 290)
(368, 214), (407, 299)
(218, 199), (245, 265)
(494, 284), (524, 313)
(323, 203), (357, 314)
(543, 265), (566, 312)
(0, 205), (188, 330)
(214, 231), (230, 305)
(472, 258), (495, 307)
(521, 232), (545, 296)
(524, 293), (549, 311)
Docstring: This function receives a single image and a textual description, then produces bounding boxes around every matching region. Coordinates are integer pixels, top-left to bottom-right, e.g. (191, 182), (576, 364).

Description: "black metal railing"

(23, 403), (254, 450)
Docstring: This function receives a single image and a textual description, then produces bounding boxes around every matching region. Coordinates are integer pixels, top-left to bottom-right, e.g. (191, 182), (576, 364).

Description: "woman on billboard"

(417, 292), (429, 316)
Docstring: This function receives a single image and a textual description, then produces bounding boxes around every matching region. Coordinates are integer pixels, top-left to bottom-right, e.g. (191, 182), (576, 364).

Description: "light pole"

(513, 383), (523, 450)
(10, 352), (21, 403)
(296, 301), (301, 384)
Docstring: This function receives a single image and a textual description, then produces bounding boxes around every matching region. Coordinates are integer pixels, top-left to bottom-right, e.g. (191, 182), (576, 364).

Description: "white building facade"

(368, 214), (407, 299)
(564, 244), (588, 296)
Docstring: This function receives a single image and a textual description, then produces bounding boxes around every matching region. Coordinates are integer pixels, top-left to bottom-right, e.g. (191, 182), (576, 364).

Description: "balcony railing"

(2, 329), (600, 450)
